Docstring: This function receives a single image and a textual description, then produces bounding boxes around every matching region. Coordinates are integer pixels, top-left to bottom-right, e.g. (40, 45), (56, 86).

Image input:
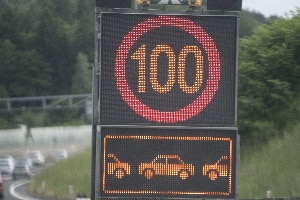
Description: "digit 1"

(131, 44), (146, 93)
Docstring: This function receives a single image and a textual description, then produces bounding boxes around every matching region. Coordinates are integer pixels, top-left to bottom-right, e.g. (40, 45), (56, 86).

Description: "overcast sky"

(242, 0), (300, 17)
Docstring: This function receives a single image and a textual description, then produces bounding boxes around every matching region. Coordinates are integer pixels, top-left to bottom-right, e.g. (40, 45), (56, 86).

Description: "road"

(5, 178), (31, 200)
(2, 156), (87, 200)
(2, 160), (56, 200)
(3, 175), (41, 200)
(0, 125), (91, 200)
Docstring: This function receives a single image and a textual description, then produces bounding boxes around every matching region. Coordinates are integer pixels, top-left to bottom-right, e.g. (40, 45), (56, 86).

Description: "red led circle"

(115, 16), (220, 123)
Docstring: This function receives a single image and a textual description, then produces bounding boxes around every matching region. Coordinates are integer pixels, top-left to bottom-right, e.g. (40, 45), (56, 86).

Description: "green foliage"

(1, 0), (299, 146)
(0, 39), (17, 96)
(13, 50), (52, 97)
(30, 149), (91, 200)
(28, 124), (300, 199)
(0, 0), (269, 97)
(0, 112), (18, 129)
(0, 0), (94, 98)
(0, 109), (88, 129)
(17, 111), (41, 127)
(240, 124), (300, 198)
(44, 109), (88, 126)
(238, 10), (300, 144)
(72, 53), (92, 94)
(240, 10), (268, 38)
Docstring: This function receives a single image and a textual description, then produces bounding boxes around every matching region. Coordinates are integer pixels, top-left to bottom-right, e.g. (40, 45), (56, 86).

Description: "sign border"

(115, 16), (221, 123)
(99, 126), (237, 199)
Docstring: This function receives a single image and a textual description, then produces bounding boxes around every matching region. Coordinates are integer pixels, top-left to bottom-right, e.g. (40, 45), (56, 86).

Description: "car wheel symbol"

(179, 170), (189, 180)
(143, 169), (154, 180)
(115, 169), (125, 179)
(208, 170), (218, 181)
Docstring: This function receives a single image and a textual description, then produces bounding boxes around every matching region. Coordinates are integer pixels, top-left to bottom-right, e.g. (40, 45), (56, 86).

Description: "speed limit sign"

(98, 12), (238, 126)
(93, 9), (240, 200)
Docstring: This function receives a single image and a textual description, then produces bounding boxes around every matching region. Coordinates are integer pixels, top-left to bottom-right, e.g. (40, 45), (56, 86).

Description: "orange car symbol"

(107, 154), (130, 179)
(202, 156), (229, 181)
(138, 154), (194, 180)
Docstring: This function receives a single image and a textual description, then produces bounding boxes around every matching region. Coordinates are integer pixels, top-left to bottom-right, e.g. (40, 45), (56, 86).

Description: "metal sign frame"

(92, 8), (241, 200)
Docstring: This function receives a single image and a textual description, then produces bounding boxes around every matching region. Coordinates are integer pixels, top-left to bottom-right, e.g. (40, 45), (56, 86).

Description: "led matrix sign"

(100, 127), (237, 199)
(99, 13), (238, 125)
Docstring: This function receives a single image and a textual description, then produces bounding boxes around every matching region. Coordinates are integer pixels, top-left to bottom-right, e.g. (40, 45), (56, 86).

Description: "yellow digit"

(178, 45), (203, 94)
(131, 44), (203, 94)
(131, 44), (146, 93)
(150, 45), (176, 93)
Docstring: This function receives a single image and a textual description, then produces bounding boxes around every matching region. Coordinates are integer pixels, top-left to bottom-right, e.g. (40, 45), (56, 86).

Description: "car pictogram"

(202, 156), (229, 180)
(138, 154), (194, 180)
(106, 154), (130, 179)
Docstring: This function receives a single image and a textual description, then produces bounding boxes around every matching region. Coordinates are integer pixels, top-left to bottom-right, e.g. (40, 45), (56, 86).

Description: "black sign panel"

(96, 0), (131, 8)
(99, 13), (238, 125)
(100, 127), (237, 199)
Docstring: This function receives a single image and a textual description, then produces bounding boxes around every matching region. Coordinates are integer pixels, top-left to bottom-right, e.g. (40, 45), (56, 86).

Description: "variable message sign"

(98, 12), (238, 125)
(93, 9), (240, 200)
(100, 127), (237, 199)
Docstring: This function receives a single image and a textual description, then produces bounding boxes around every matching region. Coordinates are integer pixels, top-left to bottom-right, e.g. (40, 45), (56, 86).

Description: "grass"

(29, 149), (91, 200)
(240, 124), (300, 199)
(29, 124), (300, 199)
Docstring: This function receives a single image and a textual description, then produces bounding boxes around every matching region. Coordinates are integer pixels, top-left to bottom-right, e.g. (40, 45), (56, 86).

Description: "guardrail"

(0, 94), (92, 112)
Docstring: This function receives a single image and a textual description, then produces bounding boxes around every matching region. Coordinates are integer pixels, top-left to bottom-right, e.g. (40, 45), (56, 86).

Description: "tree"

(74, 0), (94, 60)
(240, 10), (268, 38)
(72, 52), (92, 94)
(13, 50), (52, 97)
(0, 2), (19, 42)
(36, 1), (77, 94)
(238, 10), (300, 144)
(0, 39), (17, 97)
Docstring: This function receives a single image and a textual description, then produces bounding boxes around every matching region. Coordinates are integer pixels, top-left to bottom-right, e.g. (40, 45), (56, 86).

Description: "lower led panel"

(99, 127), (237, 199)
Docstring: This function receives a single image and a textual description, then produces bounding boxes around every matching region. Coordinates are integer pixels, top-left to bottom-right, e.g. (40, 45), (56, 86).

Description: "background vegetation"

(30, 149), (91, 200)
(0, 0), (93, 98)
(0, 0), (300, 199)
(30, 123), (300, 199)
(238, 10), (300, 145)
(240, 124), (300, 198)
(1, 0), (298, 145)
(0, 0), (94, 128)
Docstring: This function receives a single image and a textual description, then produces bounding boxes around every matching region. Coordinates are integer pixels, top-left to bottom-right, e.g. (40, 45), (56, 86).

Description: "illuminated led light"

(106, 153), (130, 179)
(131, 44), (147, 93)
(178, 45), (204, 94)
(150, 44), (176, 93)
(102, 133), (234, 197)
(115, 16), (221, 123)
(133, 44), (204, 94)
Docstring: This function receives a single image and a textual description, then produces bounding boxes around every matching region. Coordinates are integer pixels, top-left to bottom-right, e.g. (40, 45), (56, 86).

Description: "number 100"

(131, 44), (204, 94)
